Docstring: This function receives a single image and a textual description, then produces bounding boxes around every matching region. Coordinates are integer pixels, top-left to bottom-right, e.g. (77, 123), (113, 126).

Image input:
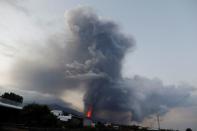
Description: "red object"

(86, 106), (93, 118)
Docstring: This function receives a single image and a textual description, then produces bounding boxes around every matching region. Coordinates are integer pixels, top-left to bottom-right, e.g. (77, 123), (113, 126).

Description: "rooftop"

(0, 97), (23, 110)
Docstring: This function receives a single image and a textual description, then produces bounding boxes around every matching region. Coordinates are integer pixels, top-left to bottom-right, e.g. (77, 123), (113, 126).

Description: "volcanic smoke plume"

(64, 7), (134, 122)
(13, 7), (195, 123)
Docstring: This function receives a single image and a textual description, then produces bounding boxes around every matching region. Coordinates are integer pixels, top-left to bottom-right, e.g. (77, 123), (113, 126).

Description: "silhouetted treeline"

(1, 92), (23, 103)
(21, 104), (62, 127)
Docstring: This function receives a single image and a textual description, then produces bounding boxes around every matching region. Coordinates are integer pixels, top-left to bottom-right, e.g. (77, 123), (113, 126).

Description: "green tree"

(21, 104), (61, 127)
(1, 92), (23, 103)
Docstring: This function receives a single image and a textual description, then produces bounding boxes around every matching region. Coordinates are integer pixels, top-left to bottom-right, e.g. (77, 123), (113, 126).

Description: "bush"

(1, 92), (23, 103)
(21, 103), (61, 127)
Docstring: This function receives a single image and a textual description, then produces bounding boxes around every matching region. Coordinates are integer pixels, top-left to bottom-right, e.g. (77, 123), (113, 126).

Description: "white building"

(59, 114), (72, 122)
(51, 110), (63, 117)
(51, 110), (72, 122)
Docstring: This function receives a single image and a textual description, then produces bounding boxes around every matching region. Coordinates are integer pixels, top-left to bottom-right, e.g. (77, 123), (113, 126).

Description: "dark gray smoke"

(12, 7), (195, 123)
(64, 7), (134, 120)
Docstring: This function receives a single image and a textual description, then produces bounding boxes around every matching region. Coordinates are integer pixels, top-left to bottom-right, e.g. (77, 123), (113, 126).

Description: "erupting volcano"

(13, 6), (195, 124)
(86, 106), (93, 118)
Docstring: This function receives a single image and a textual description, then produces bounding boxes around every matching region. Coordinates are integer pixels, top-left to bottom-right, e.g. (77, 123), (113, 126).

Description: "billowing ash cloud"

(123, 76), (195, 122)
(12, 7), (195, 123)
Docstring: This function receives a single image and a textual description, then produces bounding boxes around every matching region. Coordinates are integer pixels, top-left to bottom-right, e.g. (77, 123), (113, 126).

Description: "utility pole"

(157, 114), (160, 131)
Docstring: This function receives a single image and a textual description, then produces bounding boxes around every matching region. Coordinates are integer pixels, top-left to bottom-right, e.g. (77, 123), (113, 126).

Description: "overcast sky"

(0, 0), (197, 130)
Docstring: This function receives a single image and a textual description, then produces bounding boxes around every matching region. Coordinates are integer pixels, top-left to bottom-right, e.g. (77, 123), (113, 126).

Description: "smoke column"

(13, 7), (195, 123)
(64, 7), (136, 123)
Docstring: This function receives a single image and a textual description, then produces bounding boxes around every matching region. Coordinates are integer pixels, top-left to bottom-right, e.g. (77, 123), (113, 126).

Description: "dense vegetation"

(1, 92), (23, 103)
(21, 104), (61, 127)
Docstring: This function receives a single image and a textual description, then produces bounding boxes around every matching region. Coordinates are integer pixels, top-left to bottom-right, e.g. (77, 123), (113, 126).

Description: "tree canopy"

(21, 104), (61, 127)
(1, 92), (23, 103)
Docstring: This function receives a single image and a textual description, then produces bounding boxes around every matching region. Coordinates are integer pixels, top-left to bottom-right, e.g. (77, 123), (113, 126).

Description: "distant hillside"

(48, 104), (114, 123)
(48, 104), (84, 117)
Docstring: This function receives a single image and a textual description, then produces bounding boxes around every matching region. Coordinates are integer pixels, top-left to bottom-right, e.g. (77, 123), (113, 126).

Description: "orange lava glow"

(86, 106), (93, 118)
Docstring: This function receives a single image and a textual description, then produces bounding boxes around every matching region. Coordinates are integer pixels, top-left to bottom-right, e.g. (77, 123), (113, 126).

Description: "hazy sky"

(0, 0), (197, 130)
(0, 0), (197, 86)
